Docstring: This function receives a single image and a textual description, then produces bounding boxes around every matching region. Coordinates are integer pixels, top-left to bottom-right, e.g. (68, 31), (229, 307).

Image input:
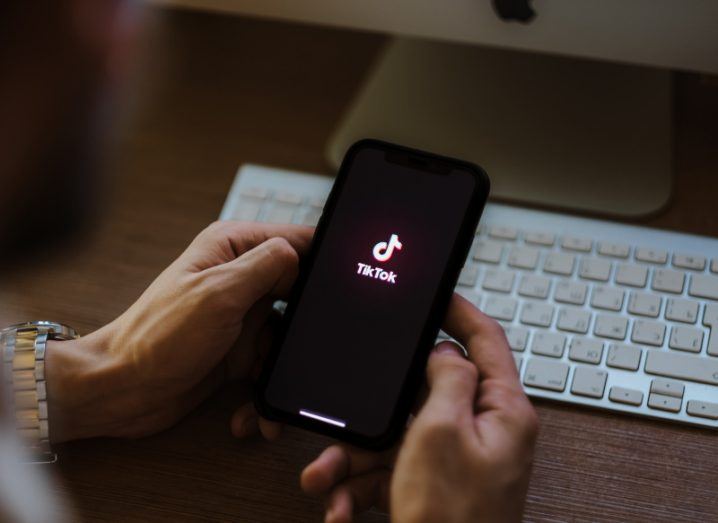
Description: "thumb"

(223, 237), (300, 309)
(418, 342), (478, 423)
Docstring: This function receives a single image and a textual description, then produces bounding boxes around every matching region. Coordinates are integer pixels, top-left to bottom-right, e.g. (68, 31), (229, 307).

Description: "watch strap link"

(2, 321), (78, 464)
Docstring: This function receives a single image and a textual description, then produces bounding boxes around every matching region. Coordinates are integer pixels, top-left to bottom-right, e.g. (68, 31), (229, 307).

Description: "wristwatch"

(1, 321), (79, 464)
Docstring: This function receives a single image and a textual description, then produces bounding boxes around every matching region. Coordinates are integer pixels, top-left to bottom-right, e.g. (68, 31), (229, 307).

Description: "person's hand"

(44, 221), (313, 443)
(299, 296), (538, 523)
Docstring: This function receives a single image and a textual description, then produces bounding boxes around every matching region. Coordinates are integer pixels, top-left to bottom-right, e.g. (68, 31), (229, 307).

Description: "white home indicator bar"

(299, 409), (347, 428)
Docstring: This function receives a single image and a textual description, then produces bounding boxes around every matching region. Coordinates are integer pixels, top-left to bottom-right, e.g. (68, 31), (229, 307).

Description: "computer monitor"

(152, 0), (718, 216)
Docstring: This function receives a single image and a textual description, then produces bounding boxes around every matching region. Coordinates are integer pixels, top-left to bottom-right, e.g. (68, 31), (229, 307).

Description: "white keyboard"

(221, 164), (718, 430)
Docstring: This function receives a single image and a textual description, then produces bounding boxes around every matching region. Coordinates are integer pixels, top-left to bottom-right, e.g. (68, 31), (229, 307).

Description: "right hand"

(300, 295), (539, 523)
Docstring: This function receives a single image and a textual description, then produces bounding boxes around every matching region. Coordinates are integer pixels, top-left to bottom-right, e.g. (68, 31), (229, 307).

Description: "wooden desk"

(1, 9), (717, 522)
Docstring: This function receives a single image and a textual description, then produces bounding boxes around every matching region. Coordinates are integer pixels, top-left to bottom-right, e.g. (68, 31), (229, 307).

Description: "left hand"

(45, 221), (313, 442)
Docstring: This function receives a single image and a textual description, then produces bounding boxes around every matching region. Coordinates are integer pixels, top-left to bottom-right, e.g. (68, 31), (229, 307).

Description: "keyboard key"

(652, 269), (685, 294)
(668, 326), (704, 353)
(571, 367), (608, 398)
(308, 196), (326, 208)
(274, 191), (302, 204)
(704, 304), (718, 356)
(579, 258), (611, 282)
(531, 332), (566, 358)
(233, 200), (263, 221)
(518, 275), (551, 299)
(523, 358), (569, 392)
(508, 246), (540, 270)
(648, 393), (682, 413)
(544, 252), (575, 276)
(635, 247), (668, 264)
(456, 288), (482, 305)
(569, 338), (604, 364)
(301, 208), (322, 226)
(557, 307), (591, 334)
(473, 240), (504, 264)
(484, 296), (518, 321)
(665, 298), (699, 324)
(631, 320), (666, 347)
(489, 225), (518, 241)
(590, 285), (625, 311)
(265, 204), (298, 224)
(240, 186), (268, 199)
(607, 343), (642, 370)
(598, 242), (630, 258)
(594, 314), (628, 340)
(644, 350), (718, 386)
(513, 354), (523, 372)
(553, 281), (588, 305)
(686, 400), (718, 420)
(712, 259), (718, 274)
(627, 291), (661, 318)
(562, 236), (592, 252)
(649, 378), (684, 398)
(458, 265), (479, 287)
(614, 264), (648, 288)
(524, 231), (555, 246)
(482, 269), (515, 293)
(609, 386), (643, 406)
(672, 253), (706, 271)
(688, 274), (718, 300)
(502, 325), (530, 352)
(520, 302), (555, 327)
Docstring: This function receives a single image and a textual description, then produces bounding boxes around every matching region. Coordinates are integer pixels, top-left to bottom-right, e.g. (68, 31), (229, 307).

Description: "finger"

(196, 221), (314, 260)
(325, 470), (391, 523)
(419, 341), (478, 422)
(231, 402), (259, 438)
(258, 417), (282, 441)
(443, 293), (518, 384)
(224, 237), (300, 308)
(225, 297), (275, 379)
(325, 488), (353, 523)
(301, 445), (393, 496)
(230, 403), (284, 441)
(225, 222), (314, 257)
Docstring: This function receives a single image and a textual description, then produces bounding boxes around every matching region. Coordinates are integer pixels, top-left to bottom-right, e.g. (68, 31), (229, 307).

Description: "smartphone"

(256, 140), (490, 449)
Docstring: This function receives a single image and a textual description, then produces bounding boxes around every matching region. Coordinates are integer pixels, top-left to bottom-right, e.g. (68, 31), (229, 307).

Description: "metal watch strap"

(1, 321), (79, 464)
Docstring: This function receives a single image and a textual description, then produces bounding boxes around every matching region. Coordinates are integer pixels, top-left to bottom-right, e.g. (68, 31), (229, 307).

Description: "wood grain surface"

(1, 8), (716, 522)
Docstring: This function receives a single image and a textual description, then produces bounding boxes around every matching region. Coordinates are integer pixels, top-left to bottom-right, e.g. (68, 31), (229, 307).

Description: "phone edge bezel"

(254, 138), (490, 451)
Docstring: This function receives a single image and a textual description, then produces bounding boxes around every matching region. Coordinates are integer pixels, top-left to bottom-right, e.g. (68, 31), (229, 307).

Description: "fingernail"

(434, 342), (461, 355)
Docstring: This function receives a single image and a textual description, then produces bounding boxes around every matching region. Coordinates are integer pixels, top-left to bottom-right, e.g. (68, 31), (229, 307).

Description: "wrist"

(45, 324), (129, 443)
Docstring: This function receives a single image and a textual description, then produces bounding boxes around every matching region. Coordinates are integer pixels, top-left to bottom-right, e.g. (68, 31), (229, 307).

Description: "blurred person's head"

(0, 1), (139, 257)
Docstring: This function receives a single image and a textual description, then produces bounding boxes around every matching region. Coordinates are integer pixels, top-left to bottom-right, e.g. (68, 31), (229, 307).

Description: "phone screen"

(262, 143), (485, 442)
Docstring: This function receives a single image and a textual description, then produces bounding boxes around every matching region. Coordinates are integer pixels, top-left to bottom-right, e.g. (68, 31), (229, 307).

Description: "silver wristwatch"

(1, 321), (79, 464)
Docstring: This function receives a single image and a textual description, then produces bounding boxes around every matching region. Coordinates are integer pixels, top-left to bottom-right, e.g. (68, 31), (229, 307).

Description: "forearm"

(45, 324), (131, 443)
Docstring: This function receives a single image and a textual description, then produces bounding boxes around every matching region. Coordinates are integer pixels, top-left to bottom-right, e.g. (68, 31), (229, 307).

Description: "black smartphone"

(255, 140), (490, 449)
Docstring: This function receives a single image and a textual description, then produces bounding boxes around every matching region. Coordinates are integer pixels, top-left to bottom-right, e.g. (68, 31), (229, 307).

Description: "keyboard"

(221, 164), (718, 430)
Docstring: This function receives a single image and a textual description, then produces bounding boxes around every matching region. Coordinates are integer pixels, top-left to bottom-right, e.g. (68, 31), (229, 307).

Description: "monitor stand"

(326, 38), (672, 218)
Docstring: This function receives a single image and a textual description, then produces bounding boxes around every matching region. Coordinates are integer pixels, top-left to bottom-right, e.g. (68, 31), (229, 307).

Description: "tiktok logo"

(372, 234), (403, 262)
(357, 233), (402, 285)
